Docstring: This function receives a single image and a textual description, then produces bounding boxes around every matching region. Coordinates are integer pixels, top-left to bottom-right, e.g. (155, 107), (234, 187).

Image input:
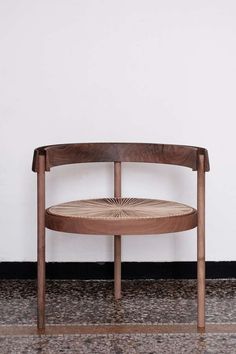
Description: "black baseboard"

(0, 262), (235, 279)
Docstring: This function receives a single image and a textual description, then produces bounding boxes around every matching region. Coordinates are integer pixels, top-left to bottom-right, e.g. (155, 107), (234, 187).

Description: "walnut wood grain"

(45, 198), (197, 235)
(32, 143), (210, 172)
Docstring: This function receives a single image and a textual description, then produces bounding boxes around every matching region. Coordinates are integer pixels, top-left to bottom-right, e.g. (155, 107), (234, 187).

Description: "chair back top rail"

(32, 143), (210, 172)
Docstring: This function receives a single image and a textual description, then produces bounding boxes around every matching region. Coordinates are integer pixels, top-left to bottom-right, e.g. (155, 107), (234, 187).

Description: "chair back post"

(114, 162), (122, 299)
(197, 153), (206, 329)
(114, 161), (121, 197)
(37, 154), (46, 331)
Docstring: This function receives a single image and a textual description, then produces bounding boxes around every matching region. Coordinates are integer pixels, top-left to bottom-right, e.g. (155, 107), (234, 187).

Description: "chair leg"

(197, 226), (205, 329)
(114, 235), (121, 299)
(37, 226), (45, 330)
(197, 154), (205, 329)
(114, 161), (122, 300)
(37, 155), (46, 331)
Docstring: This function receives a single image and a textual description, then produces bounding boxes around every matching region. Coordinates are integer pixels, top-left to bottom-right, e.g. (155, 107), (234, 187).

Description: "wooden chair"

(32, 143), (209, 330)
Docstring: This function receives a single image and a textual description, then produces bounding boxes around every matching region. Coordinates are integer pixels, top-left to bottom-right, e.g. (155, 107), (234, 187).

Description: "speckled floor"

(1, 333), (236, 354)
(0, 279), (236, 353)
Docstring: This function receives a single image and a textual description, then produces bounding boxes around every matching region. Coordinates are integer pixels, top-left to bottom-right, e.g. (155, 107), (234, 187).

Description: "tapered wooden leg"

(197, 154), (205, 329)
(114, 162), (121, 299)
(37, 155), (46, 330)
(114, 235), (121, 299)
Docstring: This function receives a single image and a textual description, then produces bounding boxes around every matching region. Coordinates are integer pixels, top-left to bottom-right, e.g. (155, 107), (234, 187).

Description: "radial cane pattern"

(47, 198), (195, 220)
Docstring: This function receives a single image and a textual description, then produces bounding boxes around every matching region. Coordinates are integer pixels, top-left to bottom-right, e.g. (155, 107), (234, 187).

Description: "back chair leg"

(197, 154), (205, 329)
(37, 155), (46, 330)
(114, 235), (121, 299)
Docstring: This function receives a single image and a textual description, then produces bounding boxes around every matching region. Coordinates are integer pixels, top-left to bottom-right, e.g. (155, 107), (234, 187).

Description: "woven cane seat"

(46, 198), (197, 235)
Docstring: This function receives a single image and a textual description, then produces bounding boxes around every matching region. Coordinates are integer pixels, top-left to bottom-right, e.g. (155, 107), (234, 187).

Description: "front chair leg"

(37, 225), (45, 331)
(37, 155), (46, 331)
(197, 154), (205, 329)
(197, 224), (205, 329)
(114, 161), (122, 300)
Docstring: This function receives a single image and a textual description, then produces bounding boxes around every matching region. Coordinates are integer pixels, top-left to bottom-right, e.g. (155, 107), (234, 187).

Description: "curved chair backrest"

(32, 143), (210, 172)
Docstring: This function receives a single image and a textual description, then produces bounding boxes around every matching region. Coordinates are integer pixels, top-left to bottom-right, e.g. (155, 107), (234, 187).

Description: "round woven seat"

(46, 198), (197, 235)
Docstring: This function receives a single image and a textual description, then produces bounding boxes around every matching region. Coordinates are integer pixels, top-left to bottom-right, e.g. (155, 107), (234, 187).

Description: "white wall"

(1, 0), (236, 262)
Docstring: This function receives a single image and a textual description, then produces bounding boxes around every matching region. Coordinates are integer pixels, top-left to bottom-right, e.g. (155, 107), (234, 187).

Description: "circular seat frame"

(46, 197), (197, 235)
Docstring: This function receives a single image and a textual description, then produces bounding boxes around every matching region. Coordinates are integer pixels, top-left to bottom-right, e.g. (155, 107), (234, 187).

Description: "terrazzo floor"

(0, 279), (236, 353)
